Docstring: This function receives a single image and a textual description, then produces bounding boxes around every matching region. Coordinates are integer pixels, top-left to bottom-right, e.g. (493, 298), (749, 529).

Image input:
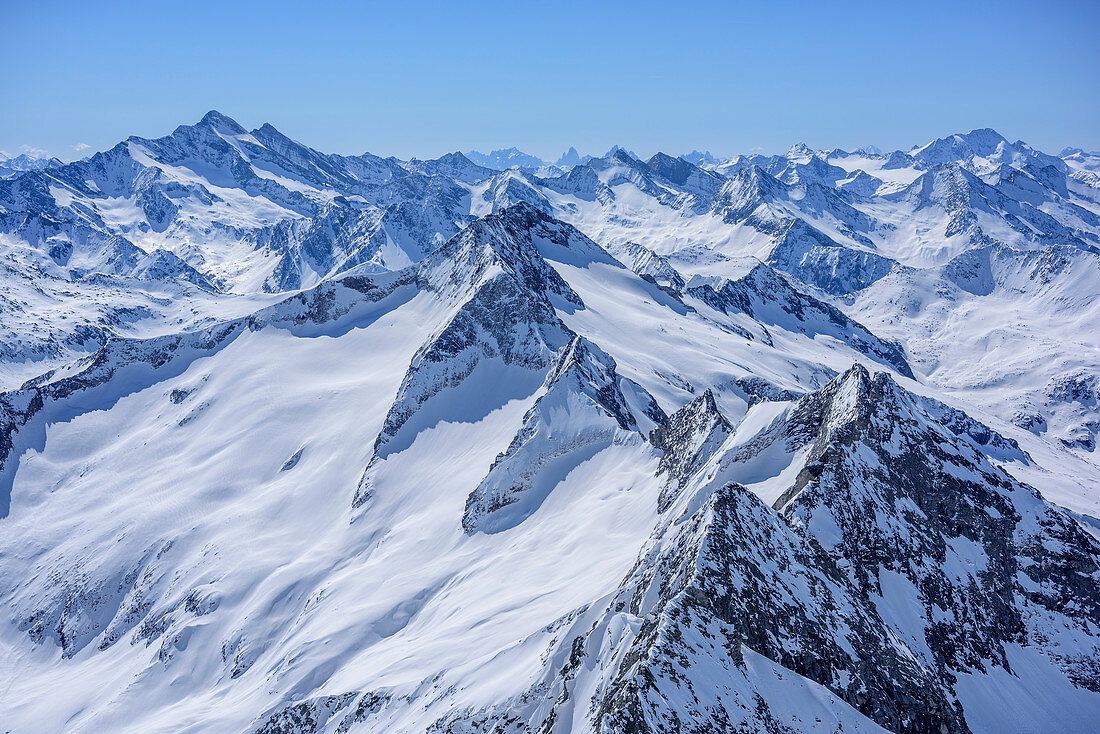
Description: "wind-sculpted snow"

(0, 268), (411, 518)
(0, 321), (245, 512)
(463, 336), (665, 534)
(850, 238), (1100, 473)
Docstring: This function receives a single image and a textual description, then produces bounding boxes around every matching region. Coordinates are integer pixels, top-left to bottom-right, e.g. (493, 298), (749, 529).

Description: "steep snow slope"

(0, 213), (658, 731)
(1, 205), (1097, 733)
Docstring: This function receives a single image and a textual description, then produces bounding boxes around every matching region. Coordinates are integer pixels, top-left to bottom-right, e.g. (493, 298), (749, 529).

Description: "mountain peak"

(610, 148), (637, 164)
(464, 147), (546, 170)
(487, 198), (544, 219)
(728, 164), (783, 196)
(4, 110), (1100, 733)
(646, 152), (696, 185)
(834, 362), (872, 399)
(911, 127), (1011, 162)
(255, 121), (283, 136)
(438, 150), (474, 164)
(556, 146), (583, 167)
(403, 151), (492, 183)
(651, 387), (734, 509)
(462, 333), (663, 534)
(429, 202), (610, 292)
(196, 110), (246, 134)
(853, 144), (883, 156)
(604, 145), (639, 161)
(681, 149), (717, 165)
(787, 142), (815, 158)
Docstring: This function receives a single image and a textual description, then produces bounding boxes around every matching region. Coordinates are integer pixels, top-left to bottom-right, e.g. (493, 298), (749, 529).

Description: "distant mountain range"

(463, 145), (643, 171)
(0, 150), (64, 177)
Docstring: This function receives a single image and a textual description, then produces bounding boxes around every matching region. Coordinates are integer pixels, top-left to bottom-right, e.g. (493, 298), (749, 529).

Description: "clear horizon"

(3, 0), (1098, 162)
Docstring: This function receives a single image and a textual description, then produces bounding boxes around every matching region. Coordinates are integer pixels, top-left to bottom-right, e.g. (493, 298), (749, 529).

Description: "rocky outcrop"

(357, 204), (620, 507)
(778, 366), (1100, 712)
(612, 242), (686, 290)
(649, 389), (733, 512)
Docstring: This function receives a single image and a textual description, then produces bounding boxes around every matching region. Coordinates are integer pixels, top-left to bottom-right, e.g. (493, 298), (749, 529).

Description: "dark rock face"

(734, 376), (802, 405)
(1049, 371), (1099, 405)
(593, 482), (966, 734)
(252, 692), (361, 734)
(777, 366), (1100, 697)
(650, 390), (733, 512)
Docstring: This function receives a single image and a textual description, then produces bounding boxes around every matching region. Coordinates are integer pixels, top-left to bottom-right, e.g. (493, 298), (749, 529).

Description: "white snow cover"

(0, 115), (1099, 733)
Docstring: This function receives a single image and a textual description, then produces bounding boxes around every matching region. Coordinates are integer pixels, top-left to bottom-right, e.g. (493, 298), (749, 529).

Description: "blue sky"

(3, 0), (1098, 161)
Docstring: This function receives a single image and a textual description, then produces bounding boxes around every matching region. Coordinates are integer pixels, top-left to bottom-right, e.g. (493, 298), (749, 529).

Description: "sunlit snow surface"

(1, 118), (1099, 732)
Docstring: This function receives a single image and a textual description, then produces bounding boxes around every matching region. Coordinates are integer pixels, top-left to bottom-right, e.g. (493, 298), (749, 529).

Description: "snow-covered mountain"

(0, 151), (65, 179)
(466, 148), (549, 171)
(1, 114), (1099, 733)
(556, 146), (586, 167)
